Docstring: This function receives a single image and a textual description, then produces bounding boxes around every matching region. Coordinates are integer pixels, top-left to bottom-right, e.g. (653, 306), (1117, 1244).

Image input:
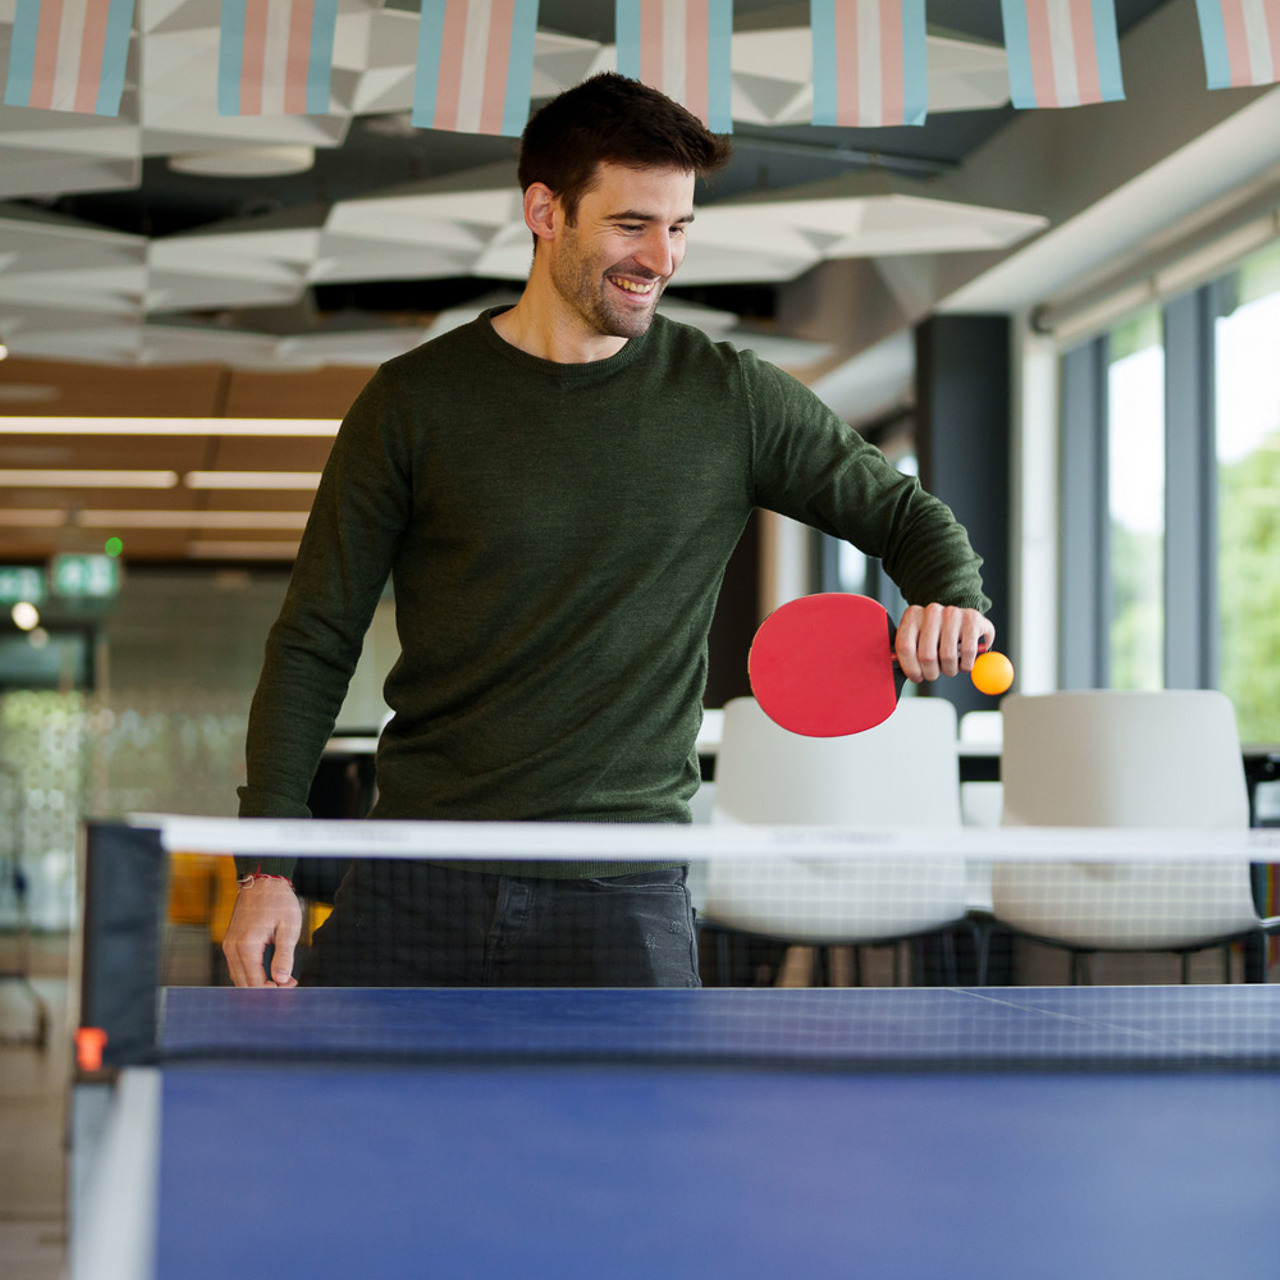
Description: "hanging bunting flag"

(1000, 0), (1125, 108)
(1194, 0), (1280, 88)
(413, 0), (540, 137)
(4, 0), (136, 116)
(219, 0), (340, 117)
(615, 0), (734, 133)
(810, 0), (928, 128)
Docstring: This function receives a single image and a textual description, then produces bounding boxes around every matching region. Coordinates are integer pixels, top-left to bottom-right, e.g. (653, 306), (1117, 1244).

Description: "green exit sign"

(0, 566), (46, 605)
(50, 554), (121, 599)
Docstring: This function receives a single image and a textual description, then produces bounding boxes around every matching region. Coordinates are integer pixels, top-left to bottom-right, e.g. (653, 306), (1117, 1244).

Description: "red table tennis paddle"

(748, 593), (1011, 738)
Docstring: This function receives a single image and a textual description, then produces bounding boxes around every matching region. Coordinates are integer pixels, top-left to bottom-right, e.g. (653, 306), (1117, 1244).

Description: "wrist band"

(237, 868), (294, 892)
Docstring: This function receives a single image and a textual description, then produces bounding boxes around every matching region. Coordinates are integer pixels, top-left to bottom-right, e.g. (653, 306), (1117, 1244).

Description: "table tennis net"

(76, 818), (1280, 1072)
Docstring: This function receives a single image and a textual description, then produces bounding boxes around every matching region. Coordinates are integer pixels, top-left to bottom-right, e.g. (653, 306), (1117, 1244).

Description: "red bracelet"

(236, 869), (294, 891)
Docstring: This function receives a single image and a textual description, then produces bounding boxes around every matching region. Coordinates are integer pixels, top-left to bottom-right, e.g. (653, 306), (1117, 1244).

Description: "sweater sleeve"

(742, 353), (991, 613)
(237, 367), (414, 826)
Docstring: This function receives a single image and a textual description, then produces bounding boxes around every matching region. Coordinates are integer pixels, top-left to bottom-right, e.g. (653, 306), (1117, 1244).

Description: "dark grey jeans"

(303, 861), (700, 988)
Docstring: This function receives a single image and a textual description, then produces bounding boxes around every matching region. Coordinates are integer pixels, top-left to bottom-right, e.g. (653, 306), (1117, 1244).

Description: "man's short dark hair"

(518, 72), (733, 226)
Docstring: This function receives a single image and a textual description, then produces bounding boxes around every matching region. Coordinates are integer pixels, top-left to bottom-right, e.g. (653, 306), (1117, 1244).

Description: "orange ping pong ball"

(971, 651), (1014, 696)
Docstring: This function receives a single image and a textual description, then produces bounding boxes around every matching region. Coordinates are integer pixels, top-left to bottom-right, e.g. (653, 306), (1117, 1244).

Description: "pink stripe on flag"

(31, 0), (66, 111)
(1068, 0), (1102, 103)
(433, 0), (470, 132)
(283, 0), (315, 115)
(1219, 0), (1255, 86)
(479, 0), (516, 137)
(685, 0), (710, 125)
(833, 0), (858, 125)
(1268, 0), (1280, 82)
(1023, 0), (1059, 108)
(639, 1), (664, 90)
(74, 0), (112, 113)
(880, 0), (905, 127)
(240, 0), (269, 115)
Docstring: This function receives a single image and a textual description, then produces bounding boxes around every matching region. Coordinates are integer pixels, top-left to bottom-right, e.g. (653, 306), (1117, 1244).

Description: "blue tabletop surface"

(143, 987), (1280, 1280)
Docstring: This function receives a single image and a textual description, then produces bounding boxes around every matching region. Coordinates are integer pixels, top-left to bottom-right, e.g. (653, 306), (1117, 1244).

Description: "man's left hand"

(894, 603), (995, 684)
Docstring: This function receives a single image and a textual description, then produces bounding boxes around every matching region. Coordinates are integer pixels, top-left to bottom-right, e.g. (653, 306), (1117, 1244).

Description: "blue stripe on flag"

(411, 0), (448, 128)
(307, 0), (340, 114)
(218, 0), (247, 116)
(5, 0), (41, 108)
(810, 0), (839, 126)
(1090, 0), (1125, 101)
(901, 0), (929, 125)
(615, 0), (642, 82)
(1193, 0), (1233, 88)
(999, 0), (1037, 110)
(501, 0), (540, 137)
(707, 0), (734, 132)
(95, 0), (136, 116)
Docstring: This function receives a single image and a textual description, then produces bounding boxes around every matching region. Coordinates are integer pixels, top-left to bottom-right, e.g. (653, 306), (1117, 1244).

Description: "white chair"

(700, 695), (969, 985)
(988, 690), (1276, 983)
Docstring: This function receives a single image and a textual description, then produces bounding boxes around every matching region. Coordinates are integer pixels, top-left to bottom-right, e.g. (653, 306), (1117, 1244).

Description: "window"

(1106, 306), (1165, 691)
(1215, 243), (1280, 741)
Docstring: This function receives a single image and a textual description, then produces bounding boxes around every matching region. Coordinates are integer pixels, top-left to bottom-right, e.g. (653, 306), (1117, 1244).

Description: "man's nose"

(634, 228), (677, 278)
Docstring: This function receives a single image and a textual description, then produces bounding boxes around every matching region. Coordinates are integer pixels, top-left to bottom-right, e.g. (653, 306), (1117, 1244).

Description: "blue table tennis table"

(72, 983), (1280, 1280)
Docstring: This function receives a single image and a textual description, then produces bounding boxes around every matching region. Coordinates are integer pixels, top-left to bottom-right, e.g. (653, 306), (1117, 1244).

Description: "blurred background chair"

(984, 690), (1277, 984)
(698, 695), (969, 987)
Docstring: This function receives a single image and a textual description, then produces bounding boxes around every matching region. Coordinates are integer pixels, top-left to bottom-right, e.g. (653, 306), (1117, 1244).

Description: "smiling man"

(226, 73), (994, 990)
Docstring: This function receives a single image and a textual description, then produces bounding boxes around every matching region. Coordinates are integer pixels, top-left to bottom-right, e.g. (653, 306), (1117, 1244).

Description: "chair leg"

(974, 919), (992, 987)
(942, 928), (958, 987)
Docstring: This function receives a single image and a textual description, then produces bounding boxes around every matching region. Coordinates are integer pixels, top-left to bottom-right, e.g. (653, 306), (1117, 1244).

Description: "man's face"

(546, 163), (696, 341)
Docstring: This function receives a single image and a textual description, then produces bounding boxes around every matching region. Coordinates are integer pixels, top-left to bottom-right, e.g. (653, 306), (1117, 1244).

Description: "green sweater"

(238, 309), (989, 875)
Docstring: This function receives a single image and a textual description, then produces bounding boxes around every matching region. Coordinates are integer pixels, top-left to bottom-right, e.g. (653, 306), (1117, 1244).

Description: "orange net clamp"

(76, 1027), (109, 1072)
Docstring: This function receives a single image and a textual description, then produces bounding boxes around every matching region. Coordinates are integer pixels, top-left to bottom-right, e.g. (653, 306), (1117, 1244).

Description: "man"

(225, 72), (993, 989)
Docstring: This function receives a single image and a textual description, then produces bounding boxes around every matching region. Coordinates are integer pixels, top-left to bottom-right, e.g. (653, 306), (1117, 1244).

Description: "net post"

(80, 821), (166, 1068)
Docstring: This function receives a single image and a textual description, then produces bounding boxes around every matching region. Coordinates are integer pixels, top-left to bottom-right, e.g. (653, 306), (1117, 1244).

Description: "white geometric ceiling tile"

(164, 206), (327, 264)
(131, 322), (285, 366)
(276, 326), (433, 367)
(668, 240), (823, 286)
(0, 150), (140, 199)
(709, 171), (1048, 259)
(144, 262), (308, 313)
(309, 236), (478, 283)
(139, 0), (223, 36)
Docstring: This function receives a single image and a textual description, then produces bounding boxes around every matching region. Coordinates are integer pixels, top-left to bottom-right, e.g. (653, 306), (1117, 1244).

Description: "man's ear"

(523, 182), (560, 244)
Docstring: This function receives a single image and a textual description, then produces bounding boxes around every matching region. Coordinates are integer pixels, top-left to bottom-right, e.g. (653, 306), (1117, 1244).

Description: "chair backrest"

(1000, 690), (1248, 830)
(992, 690), (1256, 951)
(702, 696), (966, 945)
(713, 695), (961, 827)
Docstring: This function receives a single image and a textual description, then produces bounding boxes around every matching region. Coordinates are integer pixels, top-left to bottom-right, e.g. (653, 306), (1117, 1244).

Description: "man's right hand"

(222, 877), (303, 988)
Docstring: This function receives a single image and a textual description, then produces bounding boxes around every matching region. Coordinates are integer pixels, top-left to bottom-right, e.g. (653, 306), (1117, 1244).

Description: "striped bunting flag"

(218, 0), (340, 117)
(4, 0), (136, 116)
(1000, 0), (1125, 108)
(413, 0), (540, 137)
(810, 0), (928, 128)
(615, 0), (734, 133)
(1195, 0), (1280, 88)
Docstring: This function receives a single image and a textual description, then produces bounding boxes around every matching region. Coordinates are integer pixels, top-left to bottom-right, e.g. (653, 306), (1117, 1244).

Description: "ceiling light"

(0, 510), (67, 527)
(168, 146), (316, 177)
(186, 542), (301, 560)
(184, 471), (323, 490)
(76, 510), (311, 530)
(0, 417), (340, 437)
(0, 469), (180, 488)
(11, 601), (39, 630)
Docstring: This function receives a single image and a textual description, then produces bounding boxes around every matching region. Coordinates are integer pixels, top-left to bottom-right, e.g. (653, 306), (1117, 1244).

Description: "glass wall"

(1106, 305), (1165, 691)
(1215, 243), (1280, 742)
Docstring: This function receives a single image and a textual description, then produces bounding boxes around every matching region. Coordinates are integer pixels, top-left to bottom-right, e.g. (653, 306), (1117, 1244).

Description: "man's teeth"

(611, 277), (656, 294)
